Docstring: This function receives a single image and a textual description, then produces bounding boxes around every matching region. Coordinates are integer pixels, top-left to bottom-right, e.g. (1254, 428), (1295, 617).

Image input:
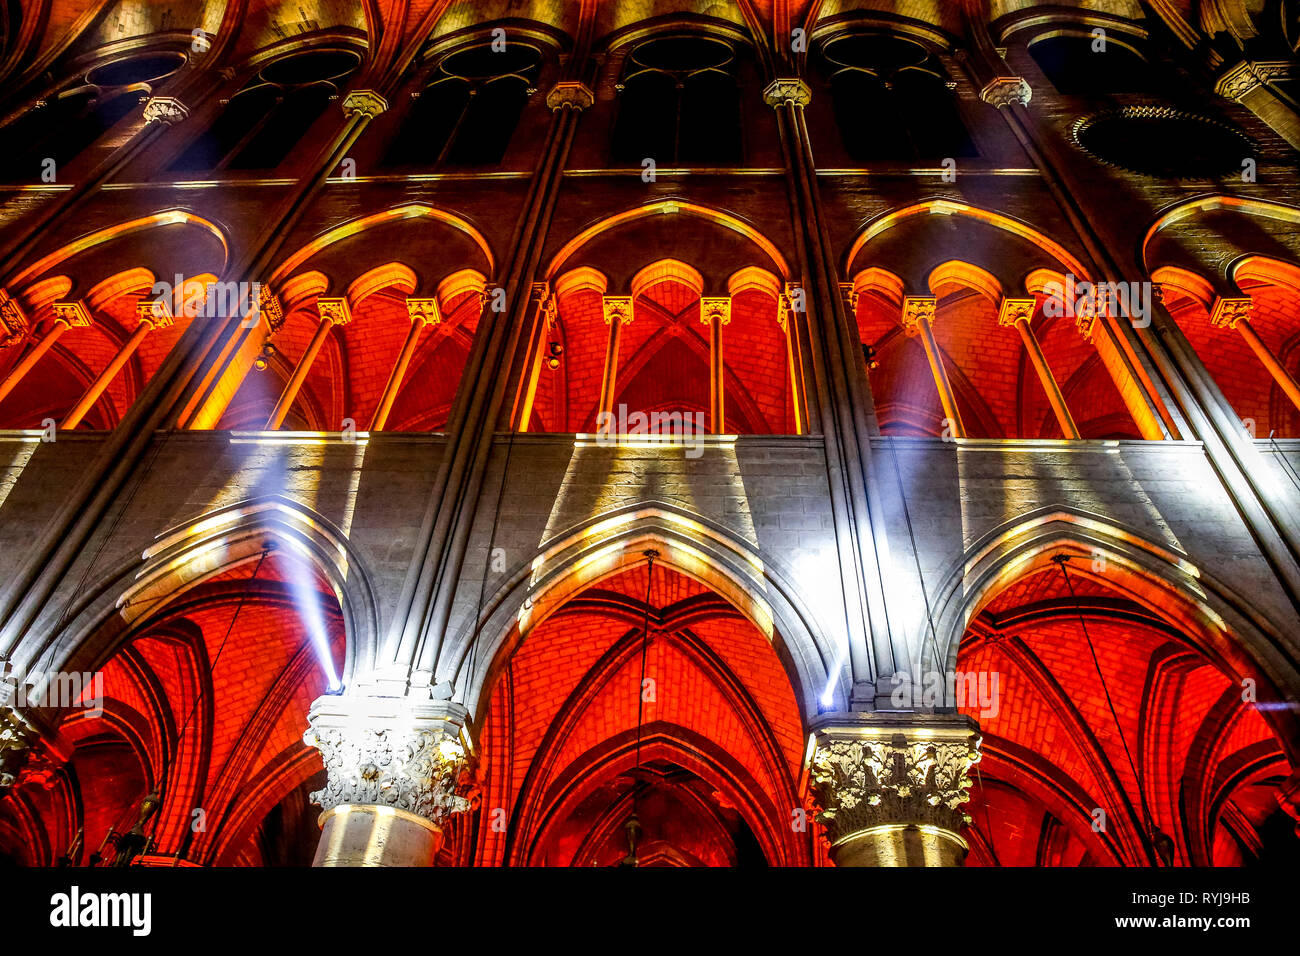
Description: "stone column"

(777, 286), (809, 435)
(764, 75), (903, 703)
(508, 283), (557, 430)
(998, 297), (1080, 438)
(700, 296), (731, 433)
(266, 297), (352, 429)
(303, 697), (475, 867)
(809, 714), (982, 867)
(0, 301), (92, 407)
(597, 296), (633, 433)
(62, 301), (174, 429)
(901, 296), (966, 438)
(1216, 61), (1300, 152)
(370, 298), (440, 430)
(1210, 297), (1300, 416)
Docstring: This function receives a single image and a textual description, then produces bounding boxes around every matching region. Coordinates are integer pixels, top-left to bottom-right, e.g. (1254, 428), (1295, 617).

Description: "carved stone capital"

(762, 78), (812, 108)
(303, 697), (475, 829)
(997, 297), (1036, 328)
(0, 706), (38, 794)
(143, 96), (189, 126)
(1210, 296), (1253, 330)
(979, 76), (1032, 108)
(0, 289), (29, 347)
(531, 283), (557, 326)
(136, 299), (174, 330)
(546, 81), (595, 112)
(317, 297), (353, 326)
(257, 286), (285, 334)
(700, 296), (731, 326)
(901, 296), (937, 337)
(341, 90), (388, 118)
(406, 297), (442, 326)
(776, 282), (804, 333)
(840, 282), (859, 313)
(808, 715), (982, 849)
(51, 301), (92, 329)
(1216, 60), (1295, 99)
(602, 295), (633, 326)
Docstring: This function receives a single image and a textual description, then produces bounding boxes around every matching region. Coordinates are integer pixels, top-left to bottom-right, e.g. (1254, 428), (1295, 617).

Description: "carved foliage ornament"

(143, 97), (189, 126)
(901, 296), (937, 337)
(546, 81), (595, 112)
(406, 297), (442, 326)
(1210, 297), (1253, 330)
(762, 78), (812, 108)
(809, 732), (982, 845)
(0, 289), (29, 347)
(341, 90), (388, 119)
(1215, 61), (1293, 100)
(258, 286), (285, 334)
(0, 707), (38, 793)
(979, 76), (1032, 109)
(997, 297), (1036, 328)
(602, 295), (634, 326)
(303, 723), (474, 827)
(700, 297), (731, 326)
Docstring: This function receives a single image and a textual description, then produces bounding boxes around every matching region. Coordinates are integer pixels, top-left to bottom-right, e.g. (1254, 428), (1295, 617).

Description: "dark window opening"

(0, 51), (186, 180)
(171, 48), (360, 172)
(1029, 35), (1154, 95)
(382, 41), (540, 168)
(820, 33), (975, 162)
(611, 35), (742, 165)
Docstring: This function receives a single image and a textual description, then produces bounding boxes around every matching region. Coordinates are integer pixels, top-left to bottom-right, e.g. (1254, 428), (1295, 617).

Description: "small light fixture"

(546, 341), (563, 370)
(253, 342), (276, 370)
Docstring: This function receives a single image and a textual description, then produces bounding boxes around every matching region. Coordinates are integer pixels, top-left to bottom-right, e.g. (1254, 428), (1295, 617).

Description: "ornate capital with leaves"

(0, 289), (29, 347)
(1216, 60), (1294, 100)
(808, 717), (982, 847)
(602, 295), (634, 326)
(341, 90), (388, 119)
(546, 81), (595, 112)
(700, 296), (732, 326)
(979, 76), (1032, 109)
(1210, 296), (1253, 331)
(303, 698), (476, 829)
(901, 296), (937, 337)
(0, 707), (38, 794)
(763, 78), (812, 108)
(998, 297), (1036, 328)
(143, 96), (189, 126)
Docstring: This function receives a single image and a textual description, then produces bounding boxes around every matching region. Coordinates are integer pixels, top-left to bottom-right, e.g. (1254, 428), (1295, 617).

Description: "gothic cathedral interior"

(1, 0), (1299, 870)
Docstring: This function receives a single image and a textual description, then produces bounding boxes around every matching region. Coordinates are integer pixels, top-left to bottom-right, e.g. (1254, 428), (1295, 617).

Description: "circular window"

(87, 52), (187, 88)
(1072, 107), (1256, 177)
(629, 36), (733, 73)
(440, 43), (540, 80)
(822, 34), (930, 73)
(259, 49), (360, 85)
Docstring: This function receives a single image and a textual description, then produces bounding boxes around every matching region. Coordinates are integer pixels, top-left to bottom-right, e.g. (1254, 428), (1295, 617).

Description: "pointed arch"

(932, 505), (1300, 757)
(446, 502), (837, 724)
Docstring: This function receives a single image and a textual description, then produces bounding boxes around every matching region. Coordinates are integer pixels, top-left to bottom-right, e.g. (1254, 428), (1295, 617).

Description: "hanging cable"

(1052, 554), (1168, 865)
(1268, 433), (1300, 494)
(152, 546), (271, 863)
(886, 439), (947, 680)
(972, 761), (1002, 867)
(633, 549), (657, 774)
